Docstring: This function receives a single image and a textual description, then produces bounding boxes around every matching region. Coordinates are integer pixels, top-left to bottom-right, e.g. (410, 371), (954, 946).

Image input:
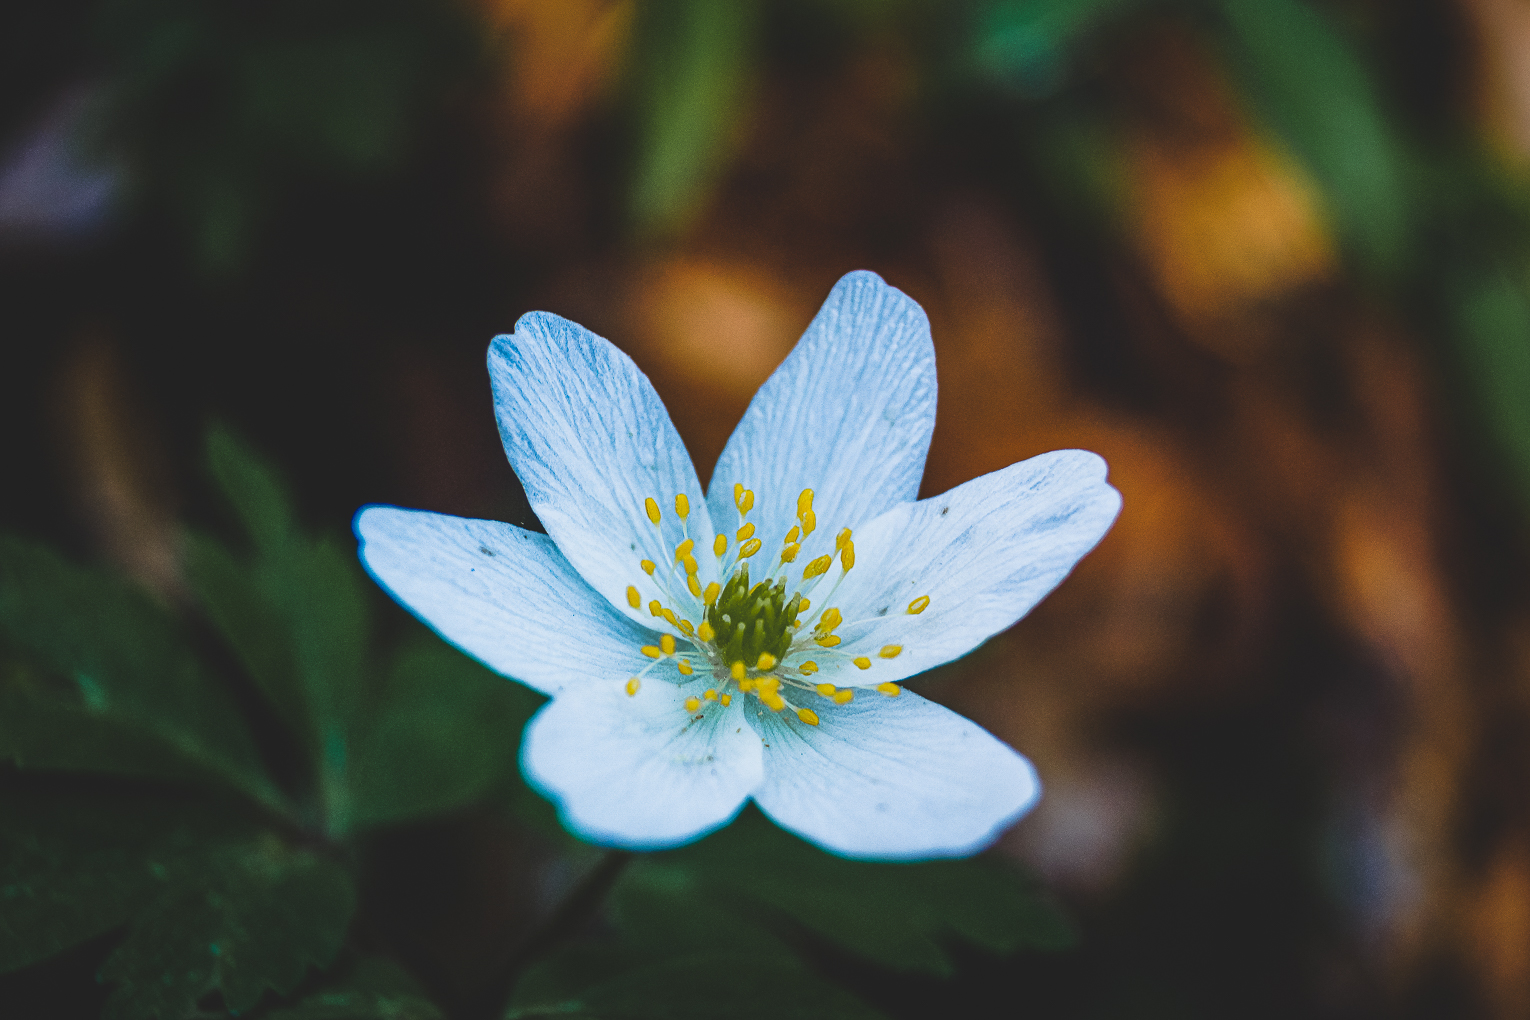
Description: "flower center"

(621, 485), (928, 726)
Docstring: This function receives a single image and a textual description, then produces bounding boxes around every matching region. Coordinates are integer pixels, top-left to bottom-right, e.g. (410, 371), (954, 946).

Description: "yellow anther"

(733, 482), (743, 504)
(684, 696), (701, 712)
(739, 678), (755, 692)
(682, 554), (699, 576)
(833, 689), (854, 704)
(876, 682), (902, 697)
(784, 526), (800, 544)
(626, 586), (640, 608)
(739, 489), (755, 515)
(641, 645), (661, 658)
(678, 659), (693, 675)
(678, 619), (694, 635)
(641, 559), (656, 575)
(660, 634), (676, 655)
(803, 555), (832, 579)
(853, 656), (871, 669)
(662, 608), (677, 626)
(815, 635), (841, 648)
(761, 691), (787, 712)
(645, 498), (661, 524)
(840, 541), (855, 572)
(815, 682), (836, 697)
(797, 489), (814, 516)
(736, 522), (755, 541)
(704, 582), (720, 605)
(800, 661), (820, 676)
(796, 707), (820, 726)
(756, 676), (780, 695)
(781, 543), (801, 563)
(907, 595), (930, 615)
(675, 538), (695, 559)
(757, 652), (777, 671)
(739, 538), (762, 559)
(713, 534), (727, 556)
(649, 600), (663, 617)
(675, 493), (690, 519)
(687, 574), (702, 597)
(703, 688), (718, 701)
(879, 645), (903, 659)
(801, 510), (816, 535)
(626, 677), (641, 696)
(731, 661), (747, 681)
(836, 528), (852, 550)
(720, 693), (732, 706)
(818, 607), (842, 632)
(799, 598), (811, 612)
(697, 620), (716, 642)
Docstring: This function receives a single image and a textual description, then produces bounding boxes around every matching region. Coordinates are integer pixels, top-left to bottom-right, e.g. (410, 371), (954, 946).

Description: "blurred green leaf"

(1213, 0), (1411, 275)
(0, 781), (252, 974)
(264, 956), (443, 1019)
(0, 535), (283, 810)
(629, 0), (759, 232)
(506, 950), (887, 1020)
(350, 634), (542, 829)
(206, 423), (298, 557)
(100, 835), (356, 1019)
(974, 0), (1146, 94)
(1452, 267), (1530, 504)
(632, 808), (1073, 974)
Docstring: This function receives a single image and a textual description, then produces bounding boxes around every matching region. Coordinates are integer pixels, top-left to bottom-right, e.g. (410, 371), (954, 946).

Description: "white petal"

(521, 677), (763, 850)
(355, 506), (655, 696)
(749, 688), (1038, 859)
(811, 449), (1121, 686)
(489, 313), (718, 629)
(705, 271), (936, 561)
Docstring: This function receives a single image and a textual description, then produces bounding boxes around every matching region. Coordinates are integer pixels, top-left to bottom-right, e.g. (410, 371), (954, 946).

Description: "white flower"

(355, 271), (1120, 860)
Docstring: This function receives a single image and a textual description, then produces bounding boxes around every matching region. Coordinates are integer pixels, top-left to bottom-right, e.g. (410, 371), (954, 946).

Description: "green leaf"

(0, 535), (283, 810)
(506, 950), (887, 1020)
(1214, 0), (1412, 275)
(632, 809), (1073, 975)
(100, 836), (356, 1019)
(1452, 267), (1530, 505)
(974, 0), (1147, 94)
(629, 0), (759, 233)
(262, 955), (443, 1020)
(350, 634), (543, 829)
(206, 424), (298, 557)
(0, 780), (253, 974)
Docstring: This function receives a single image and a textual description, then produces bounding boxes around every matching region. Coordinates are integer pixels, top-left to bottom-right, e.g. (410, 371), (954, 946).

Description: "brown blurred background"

(7, 0), (1530, 1015)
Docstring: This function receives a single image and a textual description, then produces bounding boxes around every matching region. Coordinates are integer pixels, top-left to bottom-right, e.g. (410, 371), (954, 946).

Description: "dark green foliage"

(263, 957), (444, 1019)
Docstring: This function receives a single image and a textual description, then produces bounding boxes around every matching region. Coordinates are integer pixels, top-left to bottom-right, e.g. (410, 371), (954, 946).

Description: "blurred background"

(6, 0), (1530, 1016)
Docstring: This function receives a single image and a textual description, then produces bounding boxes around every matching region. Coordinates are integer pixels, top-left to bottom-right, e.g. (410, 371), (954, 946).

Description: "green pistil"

(705, 564), (803, 668)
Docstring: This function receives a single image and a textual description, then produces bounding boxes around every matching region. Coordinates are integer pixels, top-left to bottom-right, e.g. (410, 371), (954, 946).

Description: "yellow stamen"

(907, 595), (930, 615)
(649, 600), (663, 617)
(641, 559), (656, 575)
(836, 527), (852, 549)
(626, 586), (640, 608)
(687, 574), (702, 597)
(736, 522), (755, 541)
(660, 634), (676, 655)
(697, 620), (716, 642)
(761, 691), (787, 712)
(796, 707), (820, 726)
(720, 693), (732, 706)
(797, 489), (813, 516)
(678, 659), (693, 675)
(803, 555), (832, 579)
(801, 510), (816, 535)
(674, 538), (694, 559)
(713, 534), (727, 556)
(641, 646), (661, 659)
(879, 645), (902, 659)
(675, 493), (690, 519)
(626, 677), (641, 696)
(799, 598), (811, 612)
(784, 526), (800, 544)
(757, 652), (777, 671)
(815, 635), (841, 648)
(815, 682), (836, 697)
(781, 543), (800, 563)
(678, 619), (694, 635)
(662, 608), (678, 626)
(800, 661), (820, 676)
(756, 676), (780, 695)
(853, 656), (871, 669)
(703, 689), (718, 701)
(840, 541), (855, 572)
(818, 607), (842, 632)
(876, 682), (902, 697)
(739, 678), (755, 692)
(739, 538), (762, 559)
(730, 661), (746, 681)
(733, 482), (743, 505)
(704, 582), (721, 605)
(739, 489), (755, 515)
(682, 553), (699, 575)
(684, 696), (701, 712)
(645, 498), (661, 524)
(833, 689), (854, 704)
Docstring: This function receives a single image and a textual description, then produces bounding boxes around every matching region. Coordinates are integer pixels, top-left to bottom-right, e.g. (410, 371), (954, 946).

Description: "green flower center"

(705, 564), (804, 671)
